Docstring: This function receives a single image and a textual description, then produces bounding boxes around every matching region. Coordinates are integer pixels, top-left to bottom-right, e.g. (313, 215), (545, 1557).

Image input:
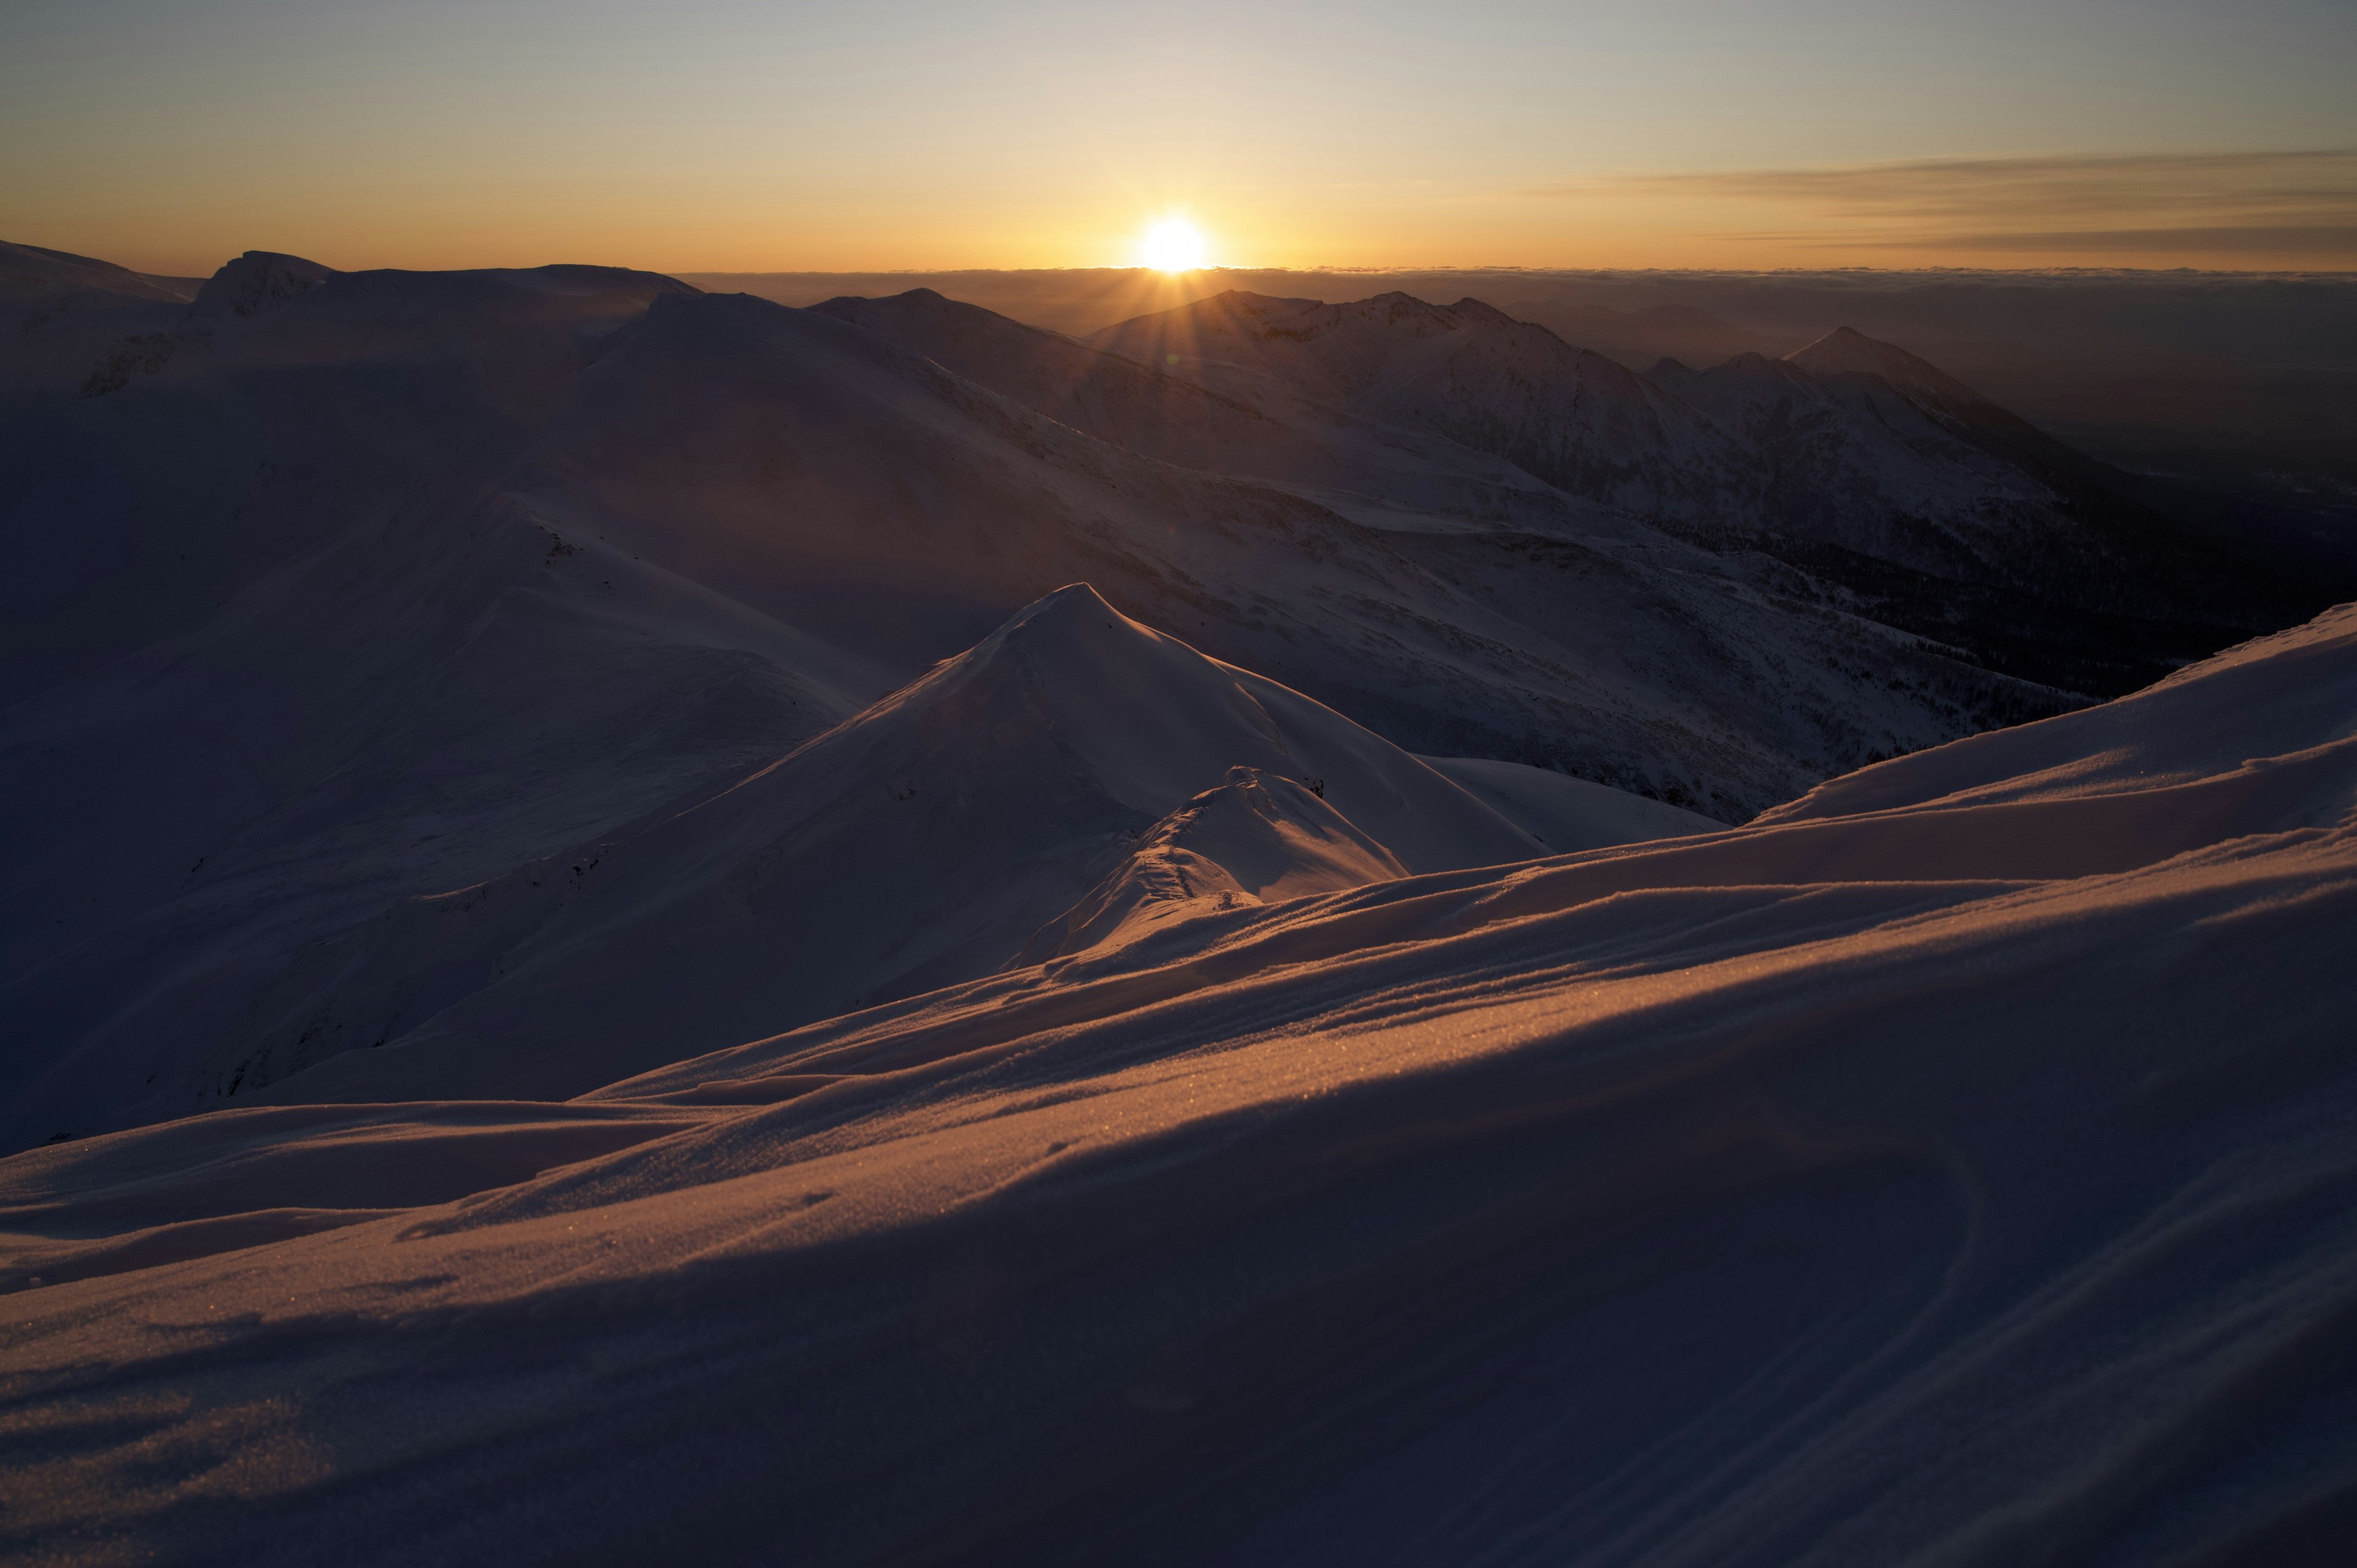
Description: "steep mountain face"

(3, 597), (2348, 1568)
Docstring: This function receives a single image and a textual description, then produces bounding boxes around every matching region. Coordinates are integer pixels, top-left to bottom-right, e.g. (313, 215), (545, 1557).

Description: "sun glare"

(1142, 219), (1207, 272)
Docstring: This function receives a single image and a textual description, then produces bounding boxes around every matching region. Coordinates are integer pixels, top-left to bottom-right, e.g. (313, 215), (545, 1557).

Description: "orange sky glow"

(3, 1), (2351, 277)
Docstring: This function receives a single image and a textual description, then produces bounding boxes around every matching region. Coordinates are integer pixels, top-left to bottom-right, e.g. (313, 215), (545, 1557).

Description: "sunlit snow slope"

(4, 601), (2350, 1568)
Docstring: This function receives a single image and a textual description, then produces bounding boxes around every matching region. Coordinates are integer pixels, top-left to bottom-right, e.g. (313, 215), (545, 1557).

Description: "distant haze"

(4, 0), (2353, 273)
(691, 266), (2357, 503)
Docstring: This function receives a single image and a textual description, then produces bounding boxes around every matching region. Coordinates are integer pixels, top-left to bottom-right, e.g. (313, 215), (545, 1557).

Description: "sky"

(4, 0), (2353, 275)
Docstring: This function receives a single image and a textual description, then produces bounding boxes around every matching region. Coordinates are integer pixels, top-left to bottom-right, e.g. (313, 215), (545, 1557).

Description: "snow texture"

(2, 246), (2350, 1567)
(2, 596), (2353, 1567)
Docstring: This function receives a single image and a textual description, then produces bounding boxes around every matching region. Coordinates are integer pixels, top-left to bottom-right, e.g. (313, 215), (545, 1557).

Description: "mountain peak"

(1784, 324), (2056, 447)
(191, 250), (338, 320)
(1786, 325), (1976, 403)
(991, 581), (1130, 644)
(1446, 296), (1520, 331)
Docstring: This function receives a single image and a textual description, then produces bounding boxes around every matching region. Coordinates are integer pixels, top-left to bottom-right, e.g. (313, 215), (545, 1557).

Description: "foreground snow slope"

(4, 602), (2350, 1567)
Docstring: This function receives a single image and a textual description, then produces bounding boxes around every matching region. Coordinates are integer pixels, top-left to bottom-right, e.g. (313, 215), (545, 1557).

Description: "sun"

(1141, 219), (1207, 272)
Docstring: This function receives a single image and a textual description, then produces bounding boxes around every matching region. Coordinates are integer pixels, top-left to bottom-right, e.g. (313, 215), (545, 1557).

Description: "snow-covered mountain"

(3, 589), (2348, 1567)
(1086, 289), (1742, 517)
(807, 287), (1581, 527)
(1093, 290), (2297, 694)
(0, 239), (195, 400)
(2, 236), (2349, 1567)
(73, 585), (1592, 1121)
(0, 241), (2319, 1150)
(8, 249), (2119, 1151)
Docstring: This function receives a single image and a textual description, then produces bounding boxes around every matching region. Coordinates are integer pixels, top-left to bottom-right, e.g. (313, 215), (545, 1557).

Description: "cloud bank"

(1534, 150), (2357, 261)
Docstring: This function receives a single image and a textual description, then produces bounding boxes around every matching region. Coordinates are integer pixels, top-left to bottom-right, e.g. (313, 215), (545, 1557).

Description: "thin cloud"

(1841, 225), (2357, 255)
(1527, 150), (2357, 258)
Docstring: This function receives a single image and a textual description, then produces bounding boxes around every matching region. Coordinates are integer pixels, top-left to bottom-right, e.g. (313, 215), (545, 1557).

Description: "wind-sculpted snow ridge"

(4, 601), (2351, 1568)
(1762, 600), (2357, 824)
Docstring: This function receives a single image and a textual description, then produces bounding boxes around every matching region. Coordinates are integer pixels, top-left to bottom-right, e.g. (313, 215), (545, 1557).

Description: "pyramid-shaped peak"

(951, 583), (1208, 708)
(1352, 290), (1456, 318)
(1785, 325), (2002, 417)
(1446, 297), (1520, 330)
(1789, 325), (1944, 383)
(996, 581), (1129, 637)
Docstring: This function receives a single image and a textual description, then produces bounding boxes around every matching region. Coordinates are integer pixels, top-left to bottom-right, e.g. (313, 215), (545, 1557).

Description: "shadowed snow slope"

(1760, 600), (2357, 825)
(1417, 752), (1719, 851)
(1088, 290), (1738, 518)
(1094, 290), (2302, 695)
(807, 287), (1583, 524)
(2, 600), (2350, 1568)
(8, 253), (2121, 1152)
(174, 586), (1544, 1111)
